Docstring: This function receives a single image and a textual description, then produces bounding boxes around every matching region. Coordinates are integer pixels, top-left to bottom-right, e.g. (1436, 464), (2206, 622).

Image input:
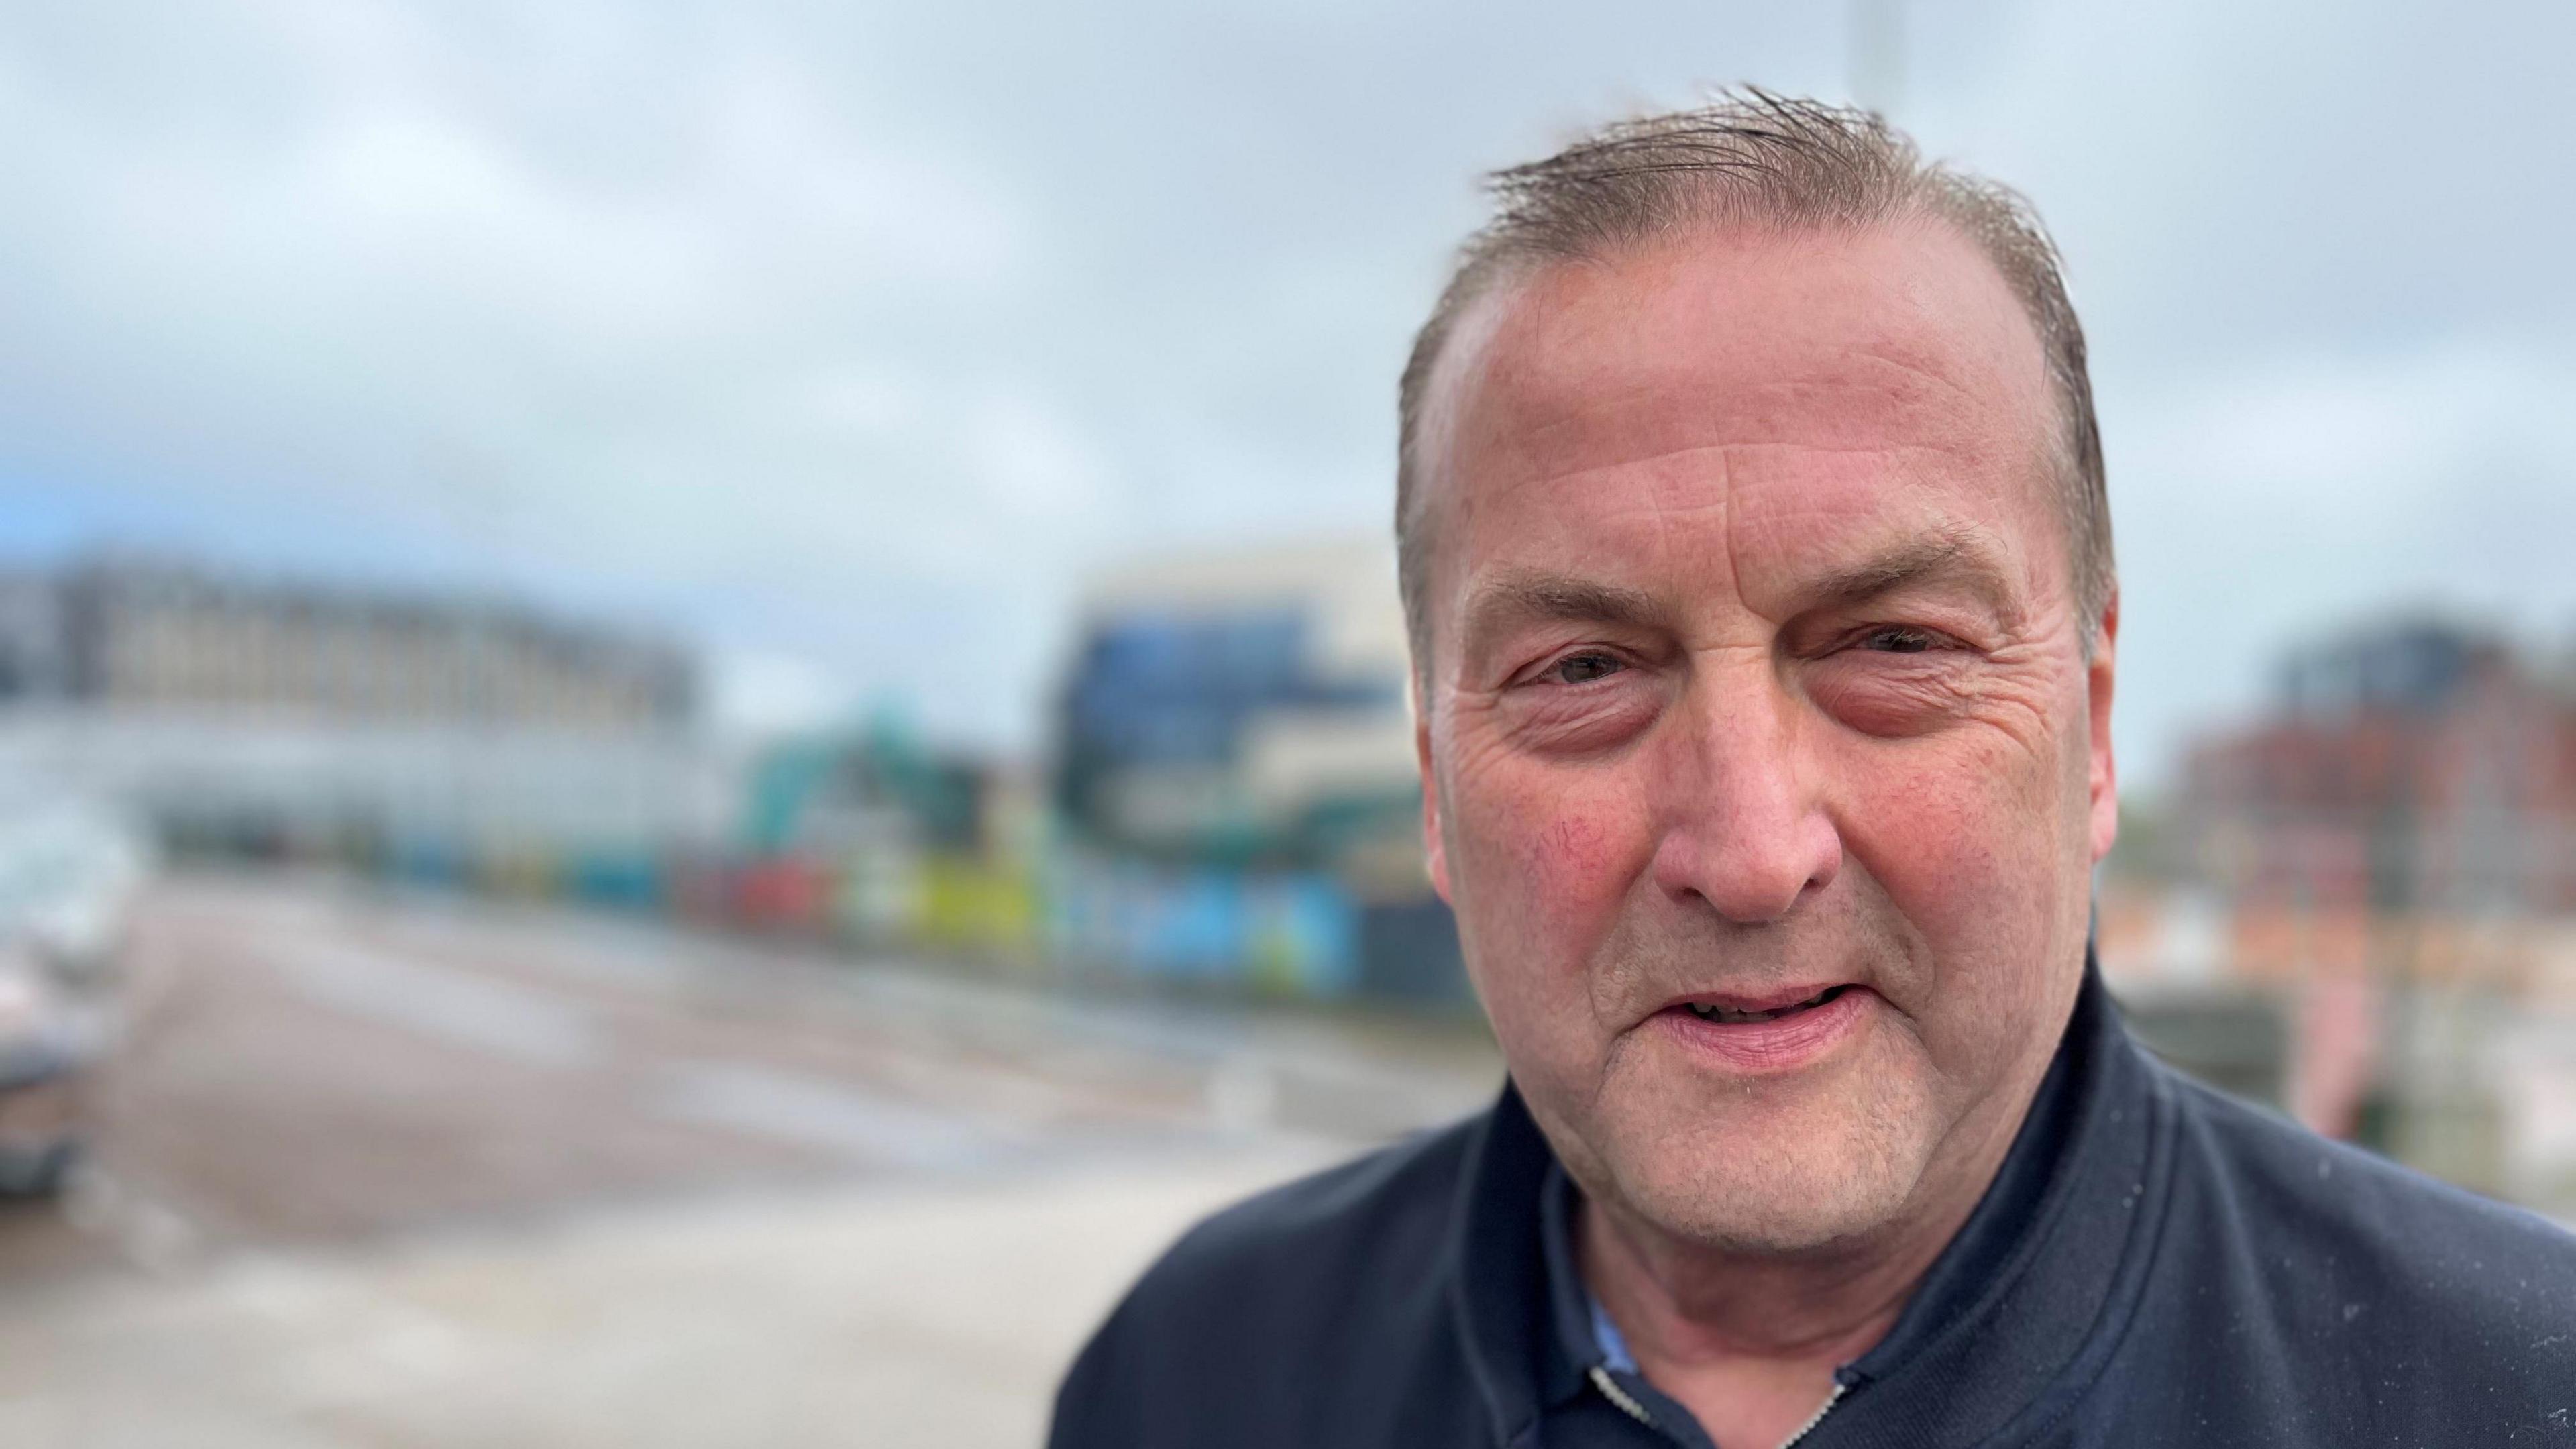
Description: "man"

(1050, 93), (2576, 1448)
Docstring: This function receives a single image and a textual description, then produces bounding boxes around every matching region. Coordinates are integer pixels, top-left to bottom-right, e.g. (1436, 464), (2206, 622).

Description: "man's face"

(1413, 221), (2118, 1253)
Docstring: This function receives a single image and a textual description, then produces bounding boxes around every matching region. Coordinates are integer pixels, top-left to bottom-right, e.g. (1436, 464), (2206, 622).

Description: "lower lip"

(1654, 988), (1874, 1073)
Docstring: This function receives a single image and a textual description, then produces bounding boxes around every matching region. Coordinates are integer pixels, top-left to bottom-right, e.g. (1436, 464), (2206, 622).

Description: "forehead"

(1419, 219), (2059, 623)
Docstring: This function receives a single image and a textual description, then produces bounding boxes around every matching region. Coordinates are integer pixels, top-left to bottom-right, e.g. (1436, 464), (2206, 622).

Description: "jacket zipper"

(1586, 1367), (1846, 1449)
(1773, 1381), (1847, 1449)
(1587, 1364), (1657, 1428)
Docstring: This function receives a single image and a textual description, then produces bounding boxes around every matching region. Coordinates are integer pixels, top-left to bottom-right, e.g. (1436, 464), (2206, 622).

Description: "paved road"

(0, 873), (1501, 1448)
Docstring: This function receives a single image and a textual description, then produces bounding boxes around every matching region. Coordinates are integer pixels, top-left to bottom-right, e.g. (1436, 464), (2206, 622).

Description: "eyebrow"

(1454, 567), (1671, 665)
(1804, 526), (2025, 625)
(1453, 524), (2025, 663)
(1464, 569), (1667, 628)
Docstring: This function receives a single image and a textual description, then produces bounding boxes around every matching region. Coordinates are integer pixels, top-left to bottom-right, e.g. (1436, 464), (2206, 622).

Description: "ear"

(2086, 588), (2121, 866)
(1414, 671), (1454, 904)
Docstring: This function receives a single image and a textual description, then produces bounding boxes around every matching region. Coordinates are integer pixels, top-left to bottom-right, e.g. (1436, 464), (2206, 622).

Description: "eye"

(1548, 651), (1627, 684)
(1857, 625), (1941, 654)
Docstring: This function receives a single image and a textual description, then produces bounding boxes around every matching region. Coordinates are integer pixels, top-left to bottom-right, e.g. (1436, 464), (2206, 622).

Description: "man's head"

(1401, 93), (2120, 1255)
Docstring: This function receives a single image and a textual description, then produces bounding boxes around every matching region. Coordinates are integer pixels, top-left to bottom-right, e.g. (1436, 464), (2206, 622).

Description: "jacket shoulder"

(1047, 1113), (1486, 1448)
(2169, 1068), (2576, 1300)
(2149, 1067), (2576, 1428)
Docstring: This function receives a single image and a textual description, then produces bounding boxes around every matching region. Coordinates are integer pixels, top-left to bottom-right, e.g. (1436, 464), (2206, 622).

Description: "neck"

(1578, 1193), (1943, 1364)
(1575, 1055), (2048, 1447)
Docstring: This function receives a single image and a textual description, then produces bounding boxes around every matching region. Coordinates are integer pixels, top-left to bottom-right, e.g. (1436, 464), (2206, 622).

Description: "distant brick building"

(2182, 621), (2576, 919)
(2149, 620), (2576, 1167)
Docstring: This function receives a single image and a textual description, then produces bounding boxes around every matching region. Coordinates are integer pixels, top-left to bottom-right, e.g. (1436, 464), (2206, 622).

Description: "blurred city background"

(1, 2), (2573, 1446)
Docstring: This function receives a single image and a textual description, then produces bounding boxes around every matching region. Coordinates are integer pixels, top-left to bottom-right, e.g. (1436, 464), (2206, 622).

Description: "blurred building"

(2181, 619), (2576, 917)
(1056, 539), (1415, 869)
(0, 558), (694, 730)
(0, 556), (722, 892)
(2105, 616), (2576, 1208)
(725, 715), (1042, 955)
(1051, 539), (1465, 1004)
(0, 573), (68, 702)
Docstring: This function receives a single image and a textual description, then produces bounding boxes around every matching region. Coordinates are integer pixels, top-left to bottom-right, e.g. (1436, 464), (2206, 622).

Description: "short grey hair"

(1395, 89), (2112, 676)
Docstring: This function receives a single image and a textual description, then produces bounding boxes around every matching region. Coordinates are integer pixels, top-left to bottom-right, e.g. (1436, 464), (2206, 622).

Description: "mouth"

(1653, 983), (1871, 1072)
(1674, 984), (1852, 1025)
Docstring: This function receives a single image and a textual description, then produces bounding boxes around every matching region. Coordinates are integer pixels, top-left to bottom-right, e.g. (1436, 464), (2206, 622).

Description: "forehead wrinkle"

(1486, 435), (1971, 495)
(1463, 435), (1980, 572)
(1843, 341), (2010, 418)
(1450, 229), (2051, 499)
(1469, 362), (2013, 508)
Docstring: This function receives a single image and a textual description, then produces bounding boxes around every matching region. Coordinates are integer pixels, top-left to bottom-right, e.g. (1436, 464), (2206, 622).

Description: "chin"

(1591, 1055), (1943, 1255)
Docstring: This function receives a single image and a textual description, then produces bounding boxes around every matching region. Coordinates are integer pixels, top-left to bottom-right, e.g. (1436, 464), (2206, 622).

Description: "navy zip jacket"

(1051, 967), (2576, 1447)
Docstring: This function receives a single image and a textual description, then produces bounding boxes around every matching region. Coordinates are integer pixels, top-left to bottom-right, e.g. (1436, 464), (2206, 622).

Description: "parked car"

(0, 948), (91, 1195)
(0, 796), (146, 1196)
(0, 799), (148, 984)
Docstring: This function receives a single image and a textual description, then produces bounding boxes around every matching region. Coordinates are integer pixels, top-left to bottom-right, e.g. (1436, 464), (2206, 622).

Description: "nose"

(1646, 665), (1842, 924)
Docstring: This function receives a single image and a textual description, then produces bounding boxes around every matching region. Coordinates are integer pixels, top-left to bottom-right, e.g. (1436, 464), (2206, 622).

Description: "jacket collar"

(1444, 959), (2174, 1448)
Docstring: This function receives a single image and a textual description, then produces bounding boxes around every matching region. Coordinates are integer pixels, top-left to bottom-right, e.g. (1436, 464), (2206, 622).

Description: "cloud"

(2110, 339), (2576, 786)
(0, 0), (2567, 773)
(707, 647), (865, 739)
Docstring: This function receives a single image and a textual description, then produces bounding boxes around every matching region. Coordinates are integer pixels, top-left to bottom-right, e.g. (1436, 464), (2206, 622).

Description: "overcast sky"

(3, 0), (2571, 788)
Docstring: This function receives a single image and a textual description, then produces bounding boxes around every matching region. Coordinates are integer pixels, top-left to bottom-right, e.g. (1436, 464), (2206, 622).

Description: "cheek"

(1837, 735), (2068, 1001)
(1443, 751), (1654, 996)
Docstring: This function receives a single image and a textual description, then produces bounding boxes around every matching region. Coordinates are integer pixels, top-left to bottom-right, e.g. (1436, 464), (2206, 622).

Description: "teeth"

(1686, 988), (1839, 1025)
